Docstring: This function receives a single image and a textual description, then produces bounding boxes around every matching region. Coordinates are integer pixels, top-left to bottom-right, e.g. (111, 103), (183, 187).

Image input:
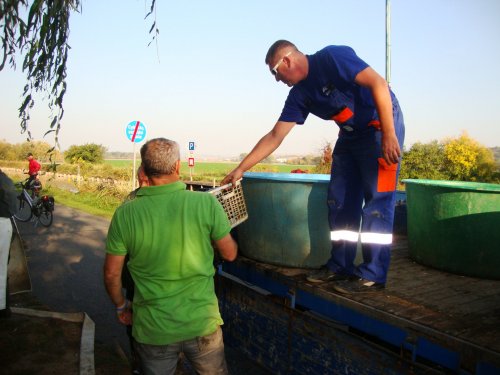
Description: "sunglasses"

(271, 51), (292, 76)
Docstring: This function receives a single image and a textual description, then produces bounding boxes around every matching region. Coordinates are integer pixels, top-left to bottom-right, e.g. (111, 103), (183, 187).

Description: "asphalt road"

(15, 204), (130, 356)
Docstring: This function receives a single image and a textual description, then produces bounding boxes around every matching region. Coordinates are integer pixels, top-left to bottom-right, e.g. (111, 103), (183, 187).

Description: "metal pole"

(386, 0), (391, 85)
(132, 143), (137, 191)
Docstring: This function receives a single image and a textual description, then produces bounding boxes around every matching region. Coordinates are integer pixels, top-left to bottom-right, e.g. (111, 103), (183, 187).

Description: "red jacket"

(29, 159), (41, 176)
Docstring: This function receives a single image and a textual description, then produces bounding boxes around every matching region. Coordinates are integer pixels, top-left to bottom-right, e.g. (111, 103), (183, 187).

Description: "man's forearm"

(103, 253), (127, 307)
(104, 270), (133, 325)
(239, 122), (295, 171)
(222, 121), (295, 186)
(239, 133), (278, 171)
(104, 274), (125, 307)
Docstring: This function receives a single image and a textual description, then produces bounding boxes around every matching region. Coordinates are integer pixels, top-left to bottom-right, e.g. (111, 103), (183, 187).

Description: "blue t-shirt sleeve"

(279, 88), (309, 124)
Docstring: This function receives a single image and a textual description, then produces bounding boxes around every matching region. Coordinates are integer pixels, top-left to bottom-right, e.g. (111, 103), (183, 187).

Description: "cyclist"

(26, 153), (41, 190)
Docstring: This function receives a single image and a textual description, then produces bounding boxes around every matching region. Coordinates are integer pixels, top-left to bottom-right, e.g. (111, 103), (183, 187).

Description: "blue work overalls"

(326, 100), (405, 284)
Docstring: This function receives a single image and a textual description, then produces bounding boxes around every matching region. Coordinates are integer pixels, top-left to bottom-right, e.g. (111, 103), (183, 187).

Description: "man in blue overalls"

(223, 40), (405, 293)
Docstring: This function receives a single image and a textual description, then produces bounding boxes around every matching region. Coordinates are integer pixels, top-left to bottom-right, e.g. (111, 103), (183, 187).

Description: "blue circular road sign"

(126, 121), (147, 143)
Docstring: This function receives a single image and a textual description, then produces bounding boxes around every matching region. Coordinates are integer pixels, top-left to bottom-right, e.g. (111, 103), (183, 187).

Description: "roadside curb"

(11, 307), (95, 375)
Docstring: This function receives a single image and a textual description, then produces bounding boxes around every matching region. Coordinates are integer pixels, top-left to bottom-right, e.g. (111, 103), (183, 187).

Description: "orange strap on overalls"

(331, 107), (354, 124)
(368, 120), (381, 130)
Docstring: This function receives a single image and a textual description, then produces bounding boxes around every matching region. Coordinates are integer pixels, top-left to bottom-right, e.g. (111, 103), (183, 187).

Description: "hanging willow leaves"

(1, 0), (81, 145)
(145, 0), (159, 50)
(1, 0), (158, 147)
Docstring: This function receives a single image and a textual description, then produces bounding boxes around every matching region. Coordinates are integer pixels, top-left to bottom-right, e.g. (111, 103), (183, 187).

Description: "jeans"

(133, 326), (229, 375)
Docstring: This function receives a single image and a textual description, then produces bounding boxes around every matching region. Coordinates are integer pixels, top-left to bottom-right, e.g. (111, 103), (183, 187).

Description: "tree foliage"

(0, 140), (16, 160)
(0, 138), (61, 161)
(309, 134), (498, 184)
(399, 141), (446, 180)
(442, 132), (498, 182)
(400, 133), (499, 184)
(312, 142), (333, 174)
(64, 143), (106, 164)
(473, 146), (499, 182)
(443, 133), (478, 180)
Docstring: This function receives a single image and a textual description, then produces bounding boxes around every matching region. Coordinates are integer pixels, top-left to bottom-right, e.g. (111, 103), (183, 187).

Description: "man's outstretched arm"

(222, 121), (296, 186)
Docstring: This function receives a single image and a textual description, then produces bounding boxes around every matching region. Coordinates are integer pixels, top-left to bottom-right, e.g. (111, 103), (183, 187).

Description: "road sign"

(126, 121), (147, 143)
(188, 157), (195, 167)
(189, 142), (195, 151)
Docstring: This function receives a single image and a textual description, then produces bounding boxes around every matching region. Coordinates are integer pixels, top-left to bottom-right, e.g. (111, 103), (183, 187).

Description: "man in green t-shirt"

(104, 138), (238, 375)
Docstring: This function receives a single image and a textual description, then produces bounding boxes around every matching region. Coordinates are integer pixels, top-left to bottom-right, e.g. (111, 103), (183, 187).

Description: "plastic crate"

(208, 180), (248, 228)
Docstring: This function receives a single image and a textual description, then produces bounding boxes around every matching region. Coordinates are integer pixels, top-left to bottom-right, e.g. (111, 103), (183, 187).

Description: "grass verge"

(7, 171), (121, 219)
(44, 186), (120, 219)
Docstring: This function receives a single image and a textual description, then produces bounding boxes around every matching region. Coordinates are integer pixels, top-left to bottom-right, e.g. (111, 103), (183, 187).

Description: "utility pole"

(386, 0), (392, 85)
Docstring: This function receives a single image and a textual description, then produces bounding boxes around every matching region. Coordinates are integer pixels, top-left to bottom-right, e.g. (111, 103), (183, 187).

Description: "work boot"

(333, 278), (385, 294)
(306, 267), (349, 284)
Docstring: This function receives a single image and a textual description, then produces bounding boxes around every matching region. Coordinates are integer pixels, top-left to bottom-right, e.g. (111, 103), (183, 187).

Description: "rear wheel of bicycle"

(37, 207), (53, 227)
(13, 196), (32, 222)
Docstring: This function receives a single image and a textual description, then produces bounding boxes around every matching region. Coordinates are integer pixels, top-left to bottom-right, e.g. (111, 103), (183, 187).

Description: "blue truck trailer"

(212, 174), (500, 374)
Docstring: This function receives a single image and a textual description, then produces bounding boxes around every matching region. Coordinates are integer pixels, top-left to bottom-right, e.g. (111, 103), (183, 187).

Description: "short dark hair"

(140, 138), (180, 177)
(265, 40), (297, 64)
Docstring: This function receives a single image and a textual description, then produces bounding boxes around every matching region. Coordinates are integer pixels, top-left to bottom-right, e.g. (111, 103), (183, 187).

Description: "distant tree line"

(0, 140), (105, 164)
(105, 151), (135, 160)
(1, 133), (499, 184)
(492, 147), (500, 163)
(301, 133), (500, 184)
(238, 152), (321, 166)
(0, 139), (63, 162)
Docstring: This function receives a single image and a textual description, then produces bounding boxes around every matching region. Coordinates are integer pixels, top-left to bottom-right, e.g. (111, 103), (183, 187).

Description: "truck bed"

(221, 235), (500, 372)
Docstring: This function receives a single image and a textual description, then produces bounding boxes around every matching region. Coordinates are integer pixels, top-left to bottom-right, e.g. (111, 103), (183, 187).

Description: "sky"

(1, 0), (500, 159)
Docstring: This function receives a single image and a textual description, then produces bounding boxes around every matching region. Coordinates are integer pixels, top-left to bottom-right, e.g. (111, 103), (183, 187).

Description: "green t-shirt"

(106, 181), (231, 345)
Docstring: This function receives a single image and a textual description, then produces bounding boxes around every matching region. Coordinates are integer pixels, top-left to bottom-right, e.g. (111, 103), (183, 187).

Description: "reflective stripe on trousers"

(326, 109), (405, 284)
(331, 230), (393, 245)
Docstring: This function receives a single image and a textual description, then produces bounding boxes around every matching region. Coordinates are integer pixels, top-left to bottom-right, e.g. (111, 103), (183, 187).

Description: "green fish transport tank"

(404, 179), (500, 279)
(238, 172), (331, 268)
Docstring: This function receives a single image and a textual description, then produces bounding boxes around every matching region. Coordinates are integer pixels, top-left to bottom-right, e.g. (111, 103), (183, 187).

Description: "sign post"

(188, 141), (195, 182)
(126, 121), (147, 190)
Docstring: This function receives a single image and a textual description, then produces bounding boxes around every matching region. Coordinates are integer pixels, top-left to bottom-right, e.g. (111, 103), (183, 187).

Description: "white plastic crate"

(208, 180), (248, 228)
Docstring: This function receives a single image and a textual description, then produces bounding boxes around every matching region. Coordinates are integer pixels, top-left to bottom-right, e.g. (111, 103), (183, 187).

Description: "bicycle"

(13, 179), (55, 227)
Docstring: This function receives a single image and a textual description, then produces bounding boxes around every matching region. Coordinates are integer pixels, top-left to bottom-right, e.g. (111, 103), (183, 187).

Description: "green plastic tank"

(238, 172), (331, 268)
(404, 179), (500, 279)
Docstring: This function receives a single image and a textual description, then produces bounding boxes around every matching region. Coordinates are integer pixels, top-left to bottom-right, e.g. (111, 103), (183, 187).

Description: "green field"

(105, 159), (315, 176)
